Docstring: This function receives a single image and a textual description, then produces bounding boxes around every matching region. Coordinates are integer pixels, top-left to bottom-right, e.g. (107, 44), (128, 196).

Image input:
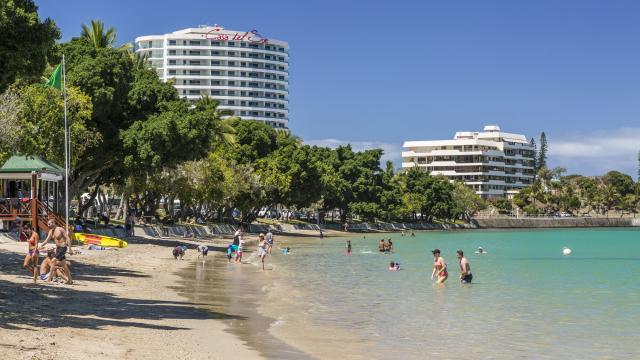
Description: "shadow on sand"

(0, 248), (246, 331)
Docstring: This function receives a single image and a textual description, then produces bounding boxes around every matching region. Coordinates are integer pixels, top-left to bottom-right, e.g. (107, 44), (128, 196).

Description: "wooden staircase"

(36, 200), (67, 233)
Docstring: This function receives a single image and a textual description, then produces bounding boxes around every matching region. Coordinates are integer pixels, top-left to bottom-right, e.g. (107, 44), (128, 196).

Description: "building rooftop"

(0, 155), (64, 174)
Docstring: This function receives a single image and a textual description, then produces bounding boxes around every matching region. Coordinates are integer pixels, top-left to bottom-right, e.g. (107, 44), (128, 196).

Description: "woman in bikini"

(431, 249), (448, 284)
(22, 224), (40, 283)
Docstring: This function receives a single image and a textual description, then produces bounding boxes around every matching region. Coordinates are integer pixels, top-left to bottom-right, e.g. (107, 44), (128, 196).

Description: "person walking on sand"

(457, 250), (472, 284)
(258, 233), (269, 271)
(266, 229), (274, 254)
(22, 224), (40, 283)
(431, 249), (448, 284)
(39, 219), (73, 284)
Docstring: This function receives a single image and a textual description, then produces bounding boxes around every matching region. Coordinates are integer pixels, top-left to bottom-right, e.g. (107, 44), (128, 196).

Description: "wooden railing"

(0, 198), (33, 220)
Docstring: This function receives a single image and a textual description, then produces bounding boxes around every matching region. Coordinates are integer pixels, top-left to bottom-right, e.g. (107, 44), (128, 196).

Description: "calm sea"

(259, 228), (640, 359)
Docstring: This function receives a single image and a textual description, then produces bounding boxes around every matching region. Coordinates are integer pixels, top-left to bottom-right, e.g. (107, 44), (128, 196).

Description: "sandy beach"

(0, 234), (263, 360)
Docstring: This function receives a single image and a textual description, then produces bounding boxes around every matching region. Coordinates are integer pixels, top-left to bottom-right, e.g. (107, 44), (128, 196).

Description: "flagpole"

(62, 54), (69, 235)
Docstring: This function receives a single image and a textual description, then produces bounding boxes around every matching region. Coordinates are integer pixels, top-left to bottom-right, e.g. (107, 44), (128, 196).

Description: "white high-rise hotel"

(402, 126), (536, 199)
(135, 25), (289, 129)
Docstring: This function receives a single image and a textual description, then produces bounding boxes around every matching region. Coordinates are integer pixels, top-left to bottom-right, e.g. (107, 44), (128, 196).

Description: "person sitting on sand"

(173, 246), (186, 260)
(39, 249), (69, 282)
(379, 239), (386, 253)
(389, 261), (400, 271)
(431, 249), (448, 284)
(197, 244), (209, 257)
(22, 224), (40, 283)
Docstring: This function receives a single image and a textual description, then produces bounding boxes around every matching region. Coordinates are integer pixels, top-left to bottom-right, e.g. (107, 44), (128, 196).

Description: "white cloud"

(549, 127), (640, 176)
(304, 138), (403, 165)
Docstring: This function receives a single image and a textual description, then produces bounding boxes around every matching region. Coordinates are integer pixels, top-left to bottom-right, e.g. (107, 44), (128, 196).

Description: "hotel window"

(278, 95), (284, 99)
(189, 80), (200, 84)
(189, 90), (200, 95)
(278, 76), (285, 80)
(279, 47), (285, 52)
(211, 70), (221, 75)
(169, 60), (176, 65)
(279, 66), (285, 71)
(228, 61), (236, 66)
(228, 71), (235, 76)
(168, 50), (176, 55)
(228, 42), (235, 46)
(211, 61), (221, 65)
(228, 81), (235, 86)
(240, 82), (246, 86)
(168, 70), (176, 75)
(278, 56), (285, 61)
(212, 41), (221, 46)
(240, 43), (247, 47)
(228, 52), (236, 56)
(169, 40), (176, 45)
(212, 80), (221, 85)
(211, 90), (220, 95)
(241, 101), (246, 105)
(228, 100), (235, 105)
(189, 70), (200, 75)
(189, 40), (201, 45)
(228, 91), (235, 95)
(212, 51), (220, 55)
(189, 60), (201, 65)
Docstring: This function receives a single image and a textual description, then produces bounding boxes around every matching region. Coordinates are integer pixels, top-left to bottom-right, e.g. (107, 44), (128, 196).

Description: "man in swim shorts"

(39, 219), (73, 284)
(457, 250), (472, 283)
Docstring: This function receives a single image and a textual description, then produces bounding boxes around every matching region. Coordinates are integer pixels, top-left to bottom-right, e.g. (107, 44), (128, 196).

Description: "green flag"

(44, 64), (62, 90)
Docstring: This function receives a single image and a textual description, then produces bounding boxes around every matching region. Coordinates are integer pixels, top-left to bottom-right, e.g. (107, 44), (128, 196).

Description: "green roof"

(0, 155), (64, 174)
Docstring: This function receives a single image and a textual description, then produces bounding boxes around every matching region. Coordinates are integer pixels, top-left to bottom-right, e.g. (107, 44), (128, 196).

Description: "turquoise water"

(266, 228), (640, 359)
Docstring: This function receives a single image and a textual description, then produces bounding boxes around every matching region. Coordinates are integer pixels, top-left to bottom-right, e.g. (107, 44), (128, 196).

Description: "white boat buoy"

(562, 247), (572, 256)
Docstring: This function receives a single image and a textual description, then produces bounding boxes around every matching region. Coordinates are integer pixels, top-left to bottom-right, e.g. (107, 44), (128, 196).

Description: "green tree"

(14, 84), (97, 168)
(0, 0), (60, 92)
(80, 19), (130, 50)
(529, 137), (538, 172)
(603, 170), (634, 196)
(538, 132), (548, 169)
(452, 182), (486, 221)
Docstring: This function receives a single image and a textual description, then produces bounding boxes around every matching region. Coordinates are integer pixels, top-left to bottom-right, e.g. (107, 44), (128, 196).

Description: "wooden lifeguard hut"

(0, 155), (67, 233)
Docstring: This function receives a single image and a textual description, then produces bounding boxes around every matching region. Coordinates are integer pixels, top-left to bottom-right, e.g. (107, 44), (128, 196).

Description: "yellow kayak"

(73, 233), (128, 248)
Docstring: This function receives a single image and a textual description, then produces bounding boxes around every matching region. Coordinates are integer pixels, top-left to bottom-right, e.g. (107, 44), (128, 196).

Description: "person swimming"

(378, 239), (386, 253)
(389, 261), (400, 271)
(475, 246), (486, 254)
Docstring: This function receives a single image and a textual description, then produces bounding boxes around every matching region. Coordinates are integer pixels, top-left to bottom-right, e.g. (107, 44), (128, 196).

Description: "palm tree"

(194, 96), (238, 145)
(81, 20), (131, 50)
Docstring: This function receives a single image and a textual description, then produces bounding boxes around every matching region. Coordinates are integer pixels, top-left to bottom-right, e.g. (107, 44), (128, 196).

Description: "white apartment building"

(402, 125), (536, 199)
(135, 25), (289, 129)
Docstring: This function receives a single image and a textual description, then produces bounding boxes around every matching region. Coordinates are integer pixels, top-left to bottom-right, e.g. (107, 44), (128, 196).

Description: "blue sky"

(39, 0), (640, 176)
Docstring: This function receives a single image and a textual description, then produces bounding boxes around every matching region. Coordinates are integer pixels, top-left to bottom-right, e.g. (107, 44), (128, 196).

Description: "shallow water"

(263, 228), (640, 359)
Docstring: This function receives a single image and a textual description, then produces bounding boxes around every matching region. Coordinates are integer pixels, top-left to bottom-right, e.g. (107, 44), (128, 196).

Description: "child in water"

(227, 244), (234, 262)
(388, 261), (400, 271)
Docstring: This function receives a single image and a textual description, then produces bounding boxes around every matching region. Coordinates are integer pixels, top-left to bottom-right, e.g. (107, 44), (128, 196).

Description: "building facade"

(135, 25), (289, 129)
(402, 125), (536, 199)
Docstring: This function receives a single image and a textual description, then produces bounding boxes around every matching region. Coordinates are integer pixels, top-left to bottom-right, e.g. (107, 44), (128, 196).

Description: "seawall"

(474, 217), (640, 229)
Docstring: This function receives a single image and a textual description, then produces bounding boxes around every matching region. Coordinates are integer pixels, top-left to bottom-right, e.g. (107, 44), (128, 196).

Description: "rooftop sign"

(202, 26), (269, 44)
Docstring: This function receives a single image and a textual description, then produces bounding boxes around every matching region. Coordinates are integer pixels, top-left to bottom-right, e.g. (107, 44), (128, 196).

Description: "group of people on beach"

(22, 219), (74, 284)
(226, 228), (274, 271)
